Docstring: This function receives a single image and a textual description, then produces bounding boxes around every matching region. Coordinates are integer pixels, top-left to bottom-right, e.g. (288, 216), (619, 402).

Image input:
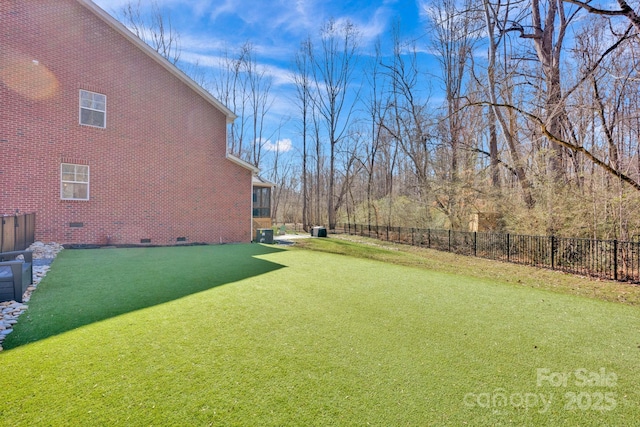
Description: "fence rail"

(336, 223), (640, 284)
(1, 213), (36, 253)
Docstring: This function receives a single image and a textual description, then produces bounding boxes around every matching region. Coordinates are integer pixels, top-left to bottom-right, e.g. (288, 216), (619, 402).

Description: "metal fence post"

(614, 239), (618, 281)
(448, 229), (452, 252)
(506, 233), (510, 262)
(474, 232), (477, 257)
(551, 236), (556, 270)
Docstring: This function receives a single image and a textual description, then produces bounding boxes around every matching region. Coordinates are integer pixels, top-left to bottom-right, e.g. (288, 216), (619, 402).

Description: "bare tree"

(360, 39), (392, 228)
(424, 0), (482, 228)
(242, 44), (274, 167)
(312, 106), (325, 226)
(292, 39), (313, 231)
(211, 46), (248, 157)
(210, 43), (273, 168)
(379, 28), (432, 220)
(309, 19), (360, 229)
(269, 131), (296, 225)
(482, 0), (535, 207)
(119, 0), (181, 64)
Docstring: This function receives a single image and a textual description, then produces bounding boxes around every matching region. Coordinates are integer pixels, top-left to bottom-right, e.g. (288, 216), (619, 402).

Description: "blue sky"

(92, 0), (436, 166)
(93, 0), (427, 57)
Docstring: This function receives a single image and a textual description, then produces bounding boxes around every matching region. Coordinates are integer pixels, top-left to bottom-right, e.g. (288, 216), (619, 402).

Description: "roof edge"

(226, 154), (259, 174)
(78, 0), (237, 123)
(252, 175), (276, 187)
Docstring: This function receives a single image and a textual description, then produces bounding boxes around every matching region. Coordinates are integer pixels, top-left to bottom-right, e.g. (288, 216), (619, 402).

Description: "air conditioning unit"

(311, 226), (327, 238)
(255, 228), (274, 244)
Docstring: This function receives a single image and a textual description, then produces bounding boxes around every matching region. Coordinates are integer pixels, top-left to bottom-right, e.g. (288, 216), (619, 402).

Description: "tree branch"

(470, 102), (640, 191)
(563, 0), (640, 32)
(470, 147), (519, 177)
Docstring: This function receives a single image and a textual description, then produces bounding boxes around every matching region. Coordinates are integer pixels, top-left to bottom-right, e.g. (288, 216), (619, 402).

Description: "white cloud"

(92, 0), (137, 12)
(340, 5), (393, 46)
(179, 50), (294, 87)
(94, 0), (210, 16)
(262, 138), (293, 153)
(208, 0), (236, 21)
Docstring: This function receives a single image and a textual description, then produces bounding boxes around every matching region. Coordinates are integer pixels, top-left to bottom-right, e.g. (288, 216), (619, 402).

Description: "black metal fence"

(1, 213), (36, 253)
(336, 223), (640, 283)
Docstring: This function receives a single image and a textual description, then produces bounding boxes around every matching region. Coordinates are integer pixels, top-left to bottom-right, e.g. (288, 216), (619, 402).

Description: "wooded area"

(121, 0), (640, 240)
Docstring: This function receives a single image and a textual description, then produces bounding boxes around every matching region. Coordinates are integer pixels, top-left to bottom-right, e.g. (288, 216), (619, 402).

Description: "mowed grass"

(0, 241), (639, 426)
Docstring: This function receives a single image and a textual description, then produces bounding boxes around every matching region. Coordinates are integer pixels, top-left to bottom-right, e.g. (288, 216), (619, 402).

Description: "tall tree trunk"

(482, 0), (535, 208)
(529, 0), (571, 178)
(488, 111), (501, 188)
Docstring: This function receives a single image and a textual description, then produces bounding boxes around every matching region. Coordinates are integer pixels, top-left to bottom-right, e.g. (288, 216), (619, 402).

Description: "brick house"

(0, 0), (259, 246)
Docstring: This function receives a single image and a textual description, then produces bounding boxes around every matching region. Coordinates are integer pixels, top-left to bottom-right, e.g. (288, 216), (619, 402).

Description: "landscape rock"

(0, 242), (62, 350)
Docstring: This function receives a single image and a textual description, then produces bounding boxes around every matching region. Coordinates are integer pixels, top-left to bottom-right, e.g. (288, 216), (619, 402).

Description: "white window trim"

(79, 90), (106, 128)
(61, 163), (90, 201)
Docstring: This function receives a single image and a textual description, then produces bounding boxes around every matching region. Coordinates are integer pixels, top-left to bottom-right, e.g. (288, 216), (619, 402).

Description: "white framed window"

(61, 163), (89, 200)
(79, 90), (106, 128)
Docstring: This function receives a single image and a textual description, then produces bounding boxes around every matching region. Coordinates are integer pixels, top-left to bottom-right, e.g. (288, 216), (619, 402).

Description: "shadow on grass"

(4, 243), (286, 349)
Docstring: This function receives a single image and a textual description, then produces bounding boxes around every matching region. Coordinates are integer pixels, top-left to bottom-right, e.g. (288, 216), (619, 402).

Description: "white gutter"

(226, 153), (259, 174)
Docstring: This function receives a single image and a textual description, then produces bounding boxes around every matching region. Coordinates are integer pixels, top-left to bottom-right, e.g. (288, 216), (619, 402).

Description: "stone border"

(0, 242), (63, 351)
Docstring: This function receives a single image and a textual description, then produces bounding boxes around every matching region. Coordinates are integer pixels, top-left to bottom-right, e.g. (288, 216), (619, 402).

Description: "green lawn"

(1, 241), (639, 426)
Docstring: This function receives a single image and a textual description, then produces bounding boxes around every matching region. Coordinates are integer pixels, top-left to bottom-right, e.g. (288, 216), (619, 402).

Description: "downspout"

(250, 180), (254, 242)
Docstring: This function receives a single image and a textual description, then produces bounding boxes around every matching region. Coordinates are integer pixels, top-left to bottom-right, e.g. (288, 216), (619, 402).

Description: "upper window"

(61, 163), (89, 200)
(79, 90), (106, 128)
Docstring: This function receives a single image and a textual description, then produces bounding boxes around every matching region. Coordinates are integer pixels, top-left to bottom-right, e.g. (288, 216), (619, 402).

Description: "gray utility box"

(311, 226), (327, 238)
(256, 228), (274, 244)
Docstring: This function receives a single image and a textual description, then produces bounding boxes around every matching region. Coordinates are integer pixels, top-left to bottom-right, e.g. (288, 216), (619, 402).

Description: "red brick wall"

(0, 0), (253, 245)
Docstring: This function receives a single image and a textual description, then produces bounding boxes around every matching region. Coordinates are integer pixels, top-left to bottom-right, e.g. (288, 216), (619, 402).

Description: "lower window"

(61, 163), (89, 200)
